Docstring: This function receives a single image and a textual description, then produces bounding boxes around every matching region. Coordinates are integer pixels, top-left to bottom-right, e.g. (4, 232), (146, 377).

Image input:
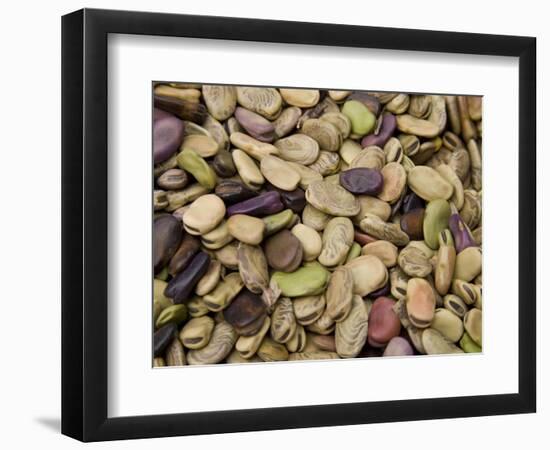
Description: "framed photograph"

(62, 8), (536, 442)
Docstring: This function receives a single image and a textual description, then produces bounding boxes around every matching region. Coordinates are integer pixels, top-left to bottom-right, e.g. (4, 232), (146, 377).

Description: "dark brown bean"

(157, 168), (189, 190)
(215, 180), (257, 205)
(153, 215), (182, 274)
(168, 233), (201, 276)
(266, 184), (306, 213)
(400, 208), (425, 240)
(154, 323), (177, 357)
(264, 230), (303, 272)
(212, 150), (237, 177)
(223, 289), (267, 336)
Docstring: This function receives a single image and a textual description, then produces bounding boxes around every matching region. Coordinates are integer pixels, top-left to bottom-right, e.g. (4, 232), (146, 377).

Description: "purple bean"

(402, 191), (425, 213)
(266, 184), (306, 213)
(164, 252), (210, 304)
(226, 191), (284, 217)
(383, 336), (414, 357)
(153, 324), (177, 357)
(449, 204), (477, 253)
(360, 113), (396, 148)
(368, 282), (391, 299)
(234, 107), (276, 142)
(153, 112), (184, 163)
(339, 168), (384, 195)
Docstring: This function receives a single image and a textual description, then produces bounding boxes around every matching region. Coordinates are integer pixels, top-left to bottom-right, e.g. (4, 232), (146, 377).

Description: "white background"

(0, 0), (546, 448)
(109, 35), (518, 417)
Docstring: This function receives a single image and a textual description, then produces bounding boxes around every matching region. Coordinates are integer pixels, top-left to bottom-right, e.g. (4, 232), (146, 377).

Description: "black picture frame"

(62, 8), (536, 442)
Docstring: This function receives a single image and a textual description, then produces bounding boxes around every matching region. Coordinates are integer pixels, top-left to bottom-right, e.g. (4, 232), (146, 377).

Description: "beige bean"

(214, 241), (240, 270)
(155, 85), (201, 103)
(406, 278), (435, 328)
(435, 229), (456, 295)
(274, 134), (320, 165)
(454, 247), (482, 282)
(226, 350), (262, 364)
(353, 195), (392, 223)
(407, 166), (453, 201)
(187, 296), (210, 318)
(293, 295), (326, 326)
(280, 88), (320, 107)
(257, 336), (289, 361)
(302, 204), (332, 231)
(339, 139), (363, 165)
(201, 221), (233, 250)
(390, 267), (409, 301)
(350, 146), (385, 170)
(345, 255), (388, 296)
(318, 217), (354, 267)
(232, 149), (265, 190)
(307, 305), (336, 335)
(431, 308), (464, 343)
(270, 297), (297, 343)
(301, 118), (342, 152)
(443, 294), (468, 318)
(451, 279), (478, 306)
(289, 351), (340, 361)
(230, 132), (279, 161)
(396, 114), (440, 138)
(328, 90), (351, 101)
(165, 338), (187, 366)
(397, 242), (432, 277)
(359, 214), (409, 246)
(308, 151), (341, 176)
(361, 240), (398, 267)
(384, 137), (404, 163)
(236, 87), (282, 119)
(274, 107), (302, 138)
(291, 224), (322, 261)
(286, 161), (323, 189)
(421, 328), (463, 355)
(202, 272), (244, 311)
(236, 316), (271, 358)
(464, 308), (482, 346)
(227, 214), (266, 245)
(436, 164), (464, 210)
(237, 243), (270, 294)
(378, 162), (407, 204)
(187, 322), (238, 365)
(260, 155), (301, 191)
(179, 316), (215, 350)
(325, 267), (354, 322)
(321, 112), (352, 139)
(386, 94), (410, 114)
(202, 85), (237, 121)
(195, 260), (222, 296)
(306, 180), (359, 217)
(335, 295), (369, 358)
(180, 134), (219, 158)
(286, 324), (307, 353)
(182, 194), (226, 235)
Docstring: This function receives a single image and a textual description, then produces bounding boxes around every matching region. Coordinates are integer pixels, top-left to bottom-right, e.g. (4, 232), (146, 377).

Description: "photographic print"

(152, 84), (483, 366)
